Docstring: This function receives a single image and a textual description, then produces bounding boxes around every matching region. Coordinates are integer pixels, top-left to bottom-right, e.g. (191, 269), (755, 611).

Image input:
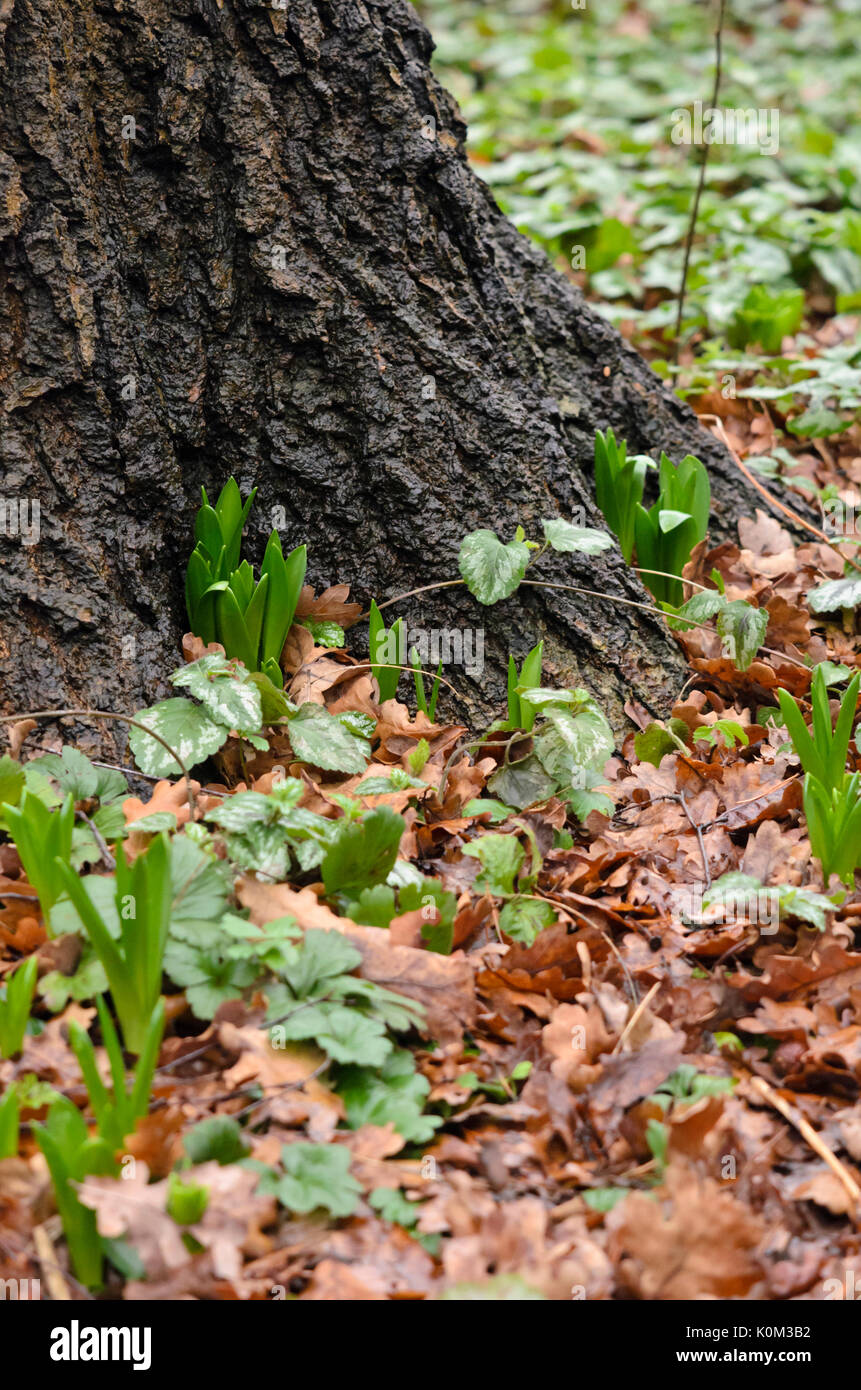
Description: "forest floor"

(2, 0), (861, 1302)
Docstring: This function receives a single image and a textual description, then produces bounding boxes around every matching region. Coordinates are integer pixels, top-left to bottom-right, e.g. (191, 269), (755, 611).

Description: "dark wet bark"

(0, 0), (801, 752)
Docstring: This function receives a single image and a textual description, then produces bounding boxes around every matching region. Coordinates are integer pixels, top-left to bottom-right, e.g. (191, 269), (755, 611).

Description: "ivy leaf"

(277, 1001), (392, 1066)
(170, 655), (263, 734)
(462, 833), (524, 895)
(342, 884), (398, 928)
(397, 879), (457, 955)
(665, 589), (725, 632)
(716, 600), (768, 672)
(807, 576), (861, 614)
(458, 529), (530, 605)
(498, 895), (556, 944)
(267, 1143), (362, 1218)
(487, 754), (556, 810)
(184, 1116), (249, 1166)
(534, 698), (614, 783)
(287, 704), (371, 774)
(302, 619), (346, 647)
(541, 519), (614, 554)
(29, 747), (127, 804)
(322, 807), (405, 899)
(337, 1048), (441, 1144)
(129, 698), (229, 778)
(279, 929), (364, 999)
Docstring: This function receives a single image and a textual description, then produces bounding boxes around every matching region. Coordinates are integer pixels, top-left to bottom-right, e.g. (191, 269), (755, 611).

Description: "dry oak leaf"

(294, 583), (362, 629)
(123, 777), (205, 837)
(542, 1002), (615, 1091)
(237, 879), (476, 1043)
(607, 1161), (766, 1299)
(78, 1162), (276, 1283)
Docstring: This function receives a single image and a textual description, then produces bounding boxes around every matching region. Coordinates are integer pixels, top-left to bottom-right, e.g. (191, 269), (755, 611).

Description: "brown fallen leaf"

(607, 1160), (766, 1298)
(78, 1162), (276, 1282)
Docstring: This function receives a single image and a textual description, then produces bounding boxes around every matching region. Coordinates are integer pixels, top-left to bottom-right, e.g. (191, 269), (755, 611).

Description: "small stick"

(33, 1223), (72, 1301)
(611, 979), (661, 1055)
(747, 1072), (861, 1213)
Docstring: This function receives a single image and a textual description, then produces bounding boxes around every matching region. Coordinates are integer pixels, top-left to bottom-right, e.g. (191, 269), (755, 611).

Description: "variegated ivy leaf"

(541, 519), (614, 554)
(807, 575), (861, 614)
(287, 704), (371, 774)
(171, 655), (263, 734)
(534, 696), (614, 785)
(458, 529), (531, 605)
(129, 697), (230, 778)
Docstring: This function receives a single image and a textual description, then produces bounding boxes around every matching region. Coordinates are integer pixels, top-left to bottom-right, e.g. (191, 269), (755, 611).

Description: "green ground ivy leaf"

(458, 529), (530, 604)
(287, 704), (371, 774)
(30, 747), (127, 804)
(398, 879), (457, 955)
(337, 1048), (441, 1145)
(541, 519), (614, 554)
(322, 807), (405, 899)
(462, 833), (524, 895)
(807, 576), (861, 614)
(665, 589), (725, 632)
(266, 1143), (362, 1218)
(498, 895), (556, 944)
(302, 619), (346, 647)
(343, 884), (398, 928)
(184, 1116), (249, 1166)
(170, 655), (263, 734)
(280, 1002), (392, 1066)
(129, 698), (229, 778)
(487, 754), (556, 810)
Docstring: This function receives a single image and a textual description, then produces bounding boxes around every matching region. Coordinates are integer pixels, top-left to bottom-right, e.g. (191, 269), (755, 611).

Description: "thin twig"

(679, 789), (712, 888)
(698, 412), (861, 576)
(746, 1072), (861, 1215)
(0, 710), (197, 819)
(612, 979), (662, 1055)
(673, 0), (727, 361)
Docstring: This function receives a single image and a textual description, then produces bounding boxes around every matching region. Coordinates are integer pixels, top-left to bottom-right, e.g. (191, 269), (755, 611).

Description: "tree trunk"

(0, 0), (794, 750)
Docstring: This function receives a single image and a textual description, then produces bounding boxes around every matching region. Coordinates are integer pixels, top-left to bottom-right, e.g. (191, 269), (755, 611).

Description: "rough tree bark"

(0, 0), (794, 750)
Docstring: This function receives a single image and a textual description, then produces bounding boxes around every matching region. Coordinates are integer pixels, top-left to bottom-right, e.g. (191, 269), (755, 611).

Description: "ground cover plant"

(4, 0), (861, 1309)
